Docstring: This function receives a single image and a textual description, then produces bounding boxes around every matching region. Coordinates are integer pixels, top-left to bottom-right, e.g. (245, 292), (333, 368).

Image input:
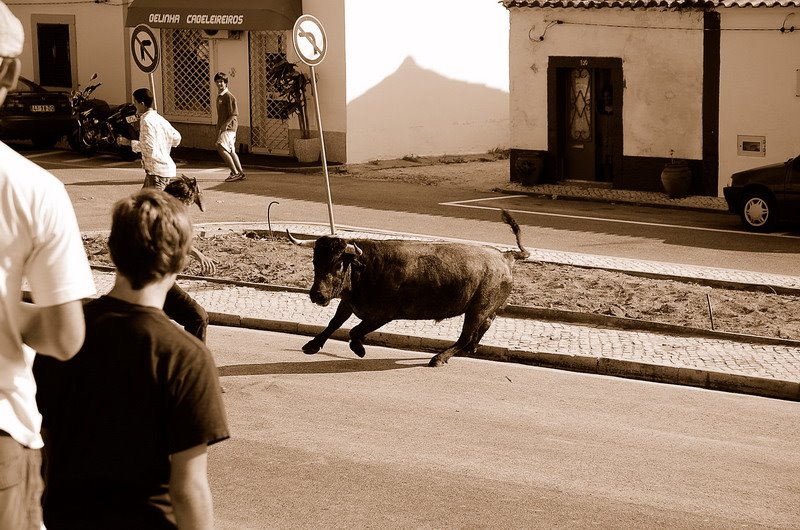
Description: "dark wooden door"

(36, 23), (72, 88)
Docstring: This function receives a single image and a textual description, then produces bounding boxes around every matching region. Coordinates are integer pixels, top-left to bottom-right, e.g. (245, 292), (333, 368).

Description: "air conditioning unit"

(202, 29), (242, 40)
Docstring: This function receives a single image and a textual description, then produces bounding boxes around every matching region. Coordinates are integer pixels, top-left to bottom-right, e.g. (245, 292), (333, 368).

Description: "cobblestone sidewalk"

(88, 222), (800, 402)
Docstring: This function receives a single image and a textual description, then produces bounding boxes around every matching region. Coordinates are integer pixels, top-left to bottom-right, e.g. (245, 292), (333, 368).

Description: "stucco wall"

(9, 1), (129, 106)
(508, 7), (704, 161)
(718, 7), (800, 195)
(290, 0), (347, 163)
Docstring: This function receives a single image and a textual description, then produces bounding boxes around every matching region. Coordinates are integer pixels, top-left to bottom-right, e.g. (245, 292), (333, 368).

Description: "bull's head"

(287, 230), (361, 306)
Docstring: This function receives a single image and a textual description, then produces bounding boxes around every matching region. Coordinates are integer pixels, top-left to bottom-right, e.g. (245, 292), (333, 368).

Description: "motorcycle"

(68, 74), (139, 160)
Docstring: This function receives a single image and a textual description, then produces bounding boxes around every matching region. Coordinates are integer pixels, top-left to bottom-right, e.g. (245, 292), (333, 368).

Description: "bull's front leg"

(348, 318), (391, 358)
(303, 302), (354, 354)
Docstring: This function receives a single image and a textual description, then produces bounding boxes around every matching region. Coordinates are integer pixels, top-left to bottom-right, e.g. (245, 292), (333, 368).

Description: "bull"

(287, 209), (530, 367)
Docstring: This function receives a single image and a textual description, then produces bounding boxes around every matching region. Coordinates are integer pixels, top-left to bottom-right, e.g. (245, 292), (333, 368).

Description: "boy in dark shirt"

(35, 189), (229, 530)
(214, 72), (245, 182)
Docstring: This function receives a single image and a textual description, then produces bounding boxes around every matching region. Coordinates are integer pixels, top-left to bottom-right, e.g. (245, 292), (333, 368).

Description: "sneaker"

(224, 172), (246, 182)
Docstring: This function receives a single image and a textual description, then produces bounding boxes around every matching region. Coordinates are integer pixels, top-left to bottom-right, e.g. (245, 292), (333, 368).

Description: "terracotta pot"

(661, 161), (692, 199)
(293, 137), (320, 163)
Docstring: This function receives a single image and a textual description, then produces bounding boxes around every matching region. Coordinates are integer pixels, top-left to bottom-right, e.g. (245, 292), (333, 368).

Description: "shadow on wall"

(347, 56), (509, 163)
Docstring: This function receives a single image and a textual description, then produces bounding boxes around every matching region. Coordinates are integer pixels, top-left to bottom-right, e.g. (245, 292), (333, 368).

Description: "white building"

(9, 0), (510, 165)
(503, 0), (800, 196)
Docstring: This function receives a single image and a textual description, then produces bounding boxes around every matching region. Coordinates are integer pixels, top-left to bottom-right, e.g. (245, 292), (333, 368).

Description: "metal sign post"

(131, 24), (160, 110)
(292, 15), (334, 234)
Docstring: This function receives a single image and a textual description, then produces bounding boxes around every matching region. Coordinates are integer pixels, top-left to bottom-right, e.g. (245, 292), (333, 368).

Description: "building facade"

(9, 0), (510, 165)
(503, 0), (800, 196)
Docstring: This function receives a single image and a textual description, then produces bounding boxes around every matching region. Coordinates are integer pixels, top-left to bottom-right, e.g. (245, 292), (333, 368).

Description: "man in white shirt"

(131, 87), (182, 190)
(0, 2), (97, 527)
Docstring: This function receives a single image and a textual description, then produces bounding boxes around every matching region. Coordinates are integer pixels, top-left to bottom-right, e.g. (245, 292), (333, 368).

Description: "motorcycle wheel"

(68, 126), (96, 156)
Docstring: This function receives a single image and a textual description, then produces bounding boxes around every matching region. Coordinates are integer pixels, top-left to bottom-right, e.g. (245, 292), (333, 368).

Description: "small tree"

(267, 57), (311, 139)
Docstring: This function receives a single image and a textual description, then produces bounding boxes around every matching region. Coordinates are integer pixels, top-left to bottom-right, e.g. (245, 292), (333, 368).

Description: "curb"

(208, 312), (800, 402)
(81, 229), (800, 401)
(493, 187), (729, 215)
(239, 163), (344, 175)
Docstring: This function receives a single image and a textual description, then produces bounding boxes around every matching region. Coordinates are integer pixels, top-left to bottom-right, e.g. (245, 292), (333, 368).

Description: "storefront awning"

(125, 0), (302, 31)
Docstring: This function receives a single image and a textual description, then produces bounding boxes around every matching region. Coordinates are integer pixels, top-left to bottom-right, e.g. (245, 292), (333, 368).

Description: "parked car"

(0, 76), (74, 149)
(723, 155), (800, 231)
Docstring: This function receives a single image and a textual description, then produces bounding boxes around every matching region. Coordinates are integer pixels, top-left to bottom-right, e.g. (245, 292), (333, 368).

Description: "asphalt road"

(19, 146), (800, 527)
(209, 325), (800, 529)
(42, 155), (800, 277)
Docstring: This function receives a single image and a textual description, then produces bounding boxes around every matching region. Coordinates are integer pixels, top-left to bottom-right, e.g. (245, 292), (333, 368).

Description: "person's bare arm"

(18, 300), (85, 360)
(189, 247), (216, 276)
(170, 444), (214, 530)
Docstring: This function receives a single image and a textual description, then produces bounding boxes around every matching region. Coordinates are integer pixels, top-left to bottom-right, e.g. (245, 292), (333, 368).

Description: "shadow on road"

(218, 355), (429, 376)
(69, 179), (144, 186)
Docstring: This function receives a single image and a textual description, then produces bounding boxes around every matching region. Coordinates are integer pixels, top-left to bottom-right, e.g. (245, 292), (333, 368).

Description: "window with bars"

(161, 29), (211, 120)
(249, 31), (290, 154)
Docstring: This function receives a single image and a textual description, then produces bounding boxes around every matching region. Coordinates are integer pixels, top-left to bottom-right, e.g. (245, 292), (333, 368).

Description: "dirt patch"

(83, 231), (800, 341)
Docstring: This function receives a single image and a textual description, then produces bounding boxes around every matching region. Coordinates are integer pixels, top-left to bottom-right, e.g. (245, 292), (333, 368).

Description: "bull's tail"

(501, 209), (530, 261)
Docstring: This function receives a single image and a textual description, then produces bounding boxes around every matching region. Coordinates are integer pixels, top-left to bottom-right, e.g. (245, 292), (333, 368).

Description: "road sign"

(131, 24), (160, 74)
(292, 15), (327, 67)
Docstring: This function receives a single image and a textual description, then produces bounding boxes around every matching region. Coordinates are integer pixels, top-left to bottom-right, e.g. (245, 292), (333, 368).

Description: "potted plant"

(267, 57), (320, 163)
(661, 149), (692, 199)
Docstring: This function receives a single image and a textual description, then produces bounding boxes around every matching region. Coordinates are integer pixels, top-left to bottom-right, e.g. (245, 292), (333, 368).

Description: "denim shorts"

(0, 432), (43, 530)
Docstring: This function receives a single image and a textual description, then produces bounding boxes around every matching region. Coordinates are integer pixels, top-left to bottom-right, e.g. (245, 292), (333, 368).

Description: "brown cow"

(288, 209), (529, 367)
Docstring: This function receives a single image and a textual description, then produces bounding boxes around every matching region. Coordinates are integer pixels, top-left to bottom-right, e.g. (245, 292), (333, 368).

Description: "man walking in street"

(0, 2), (96, 528)
(132, 87), (182, 190)
(214, 72), (245, 182)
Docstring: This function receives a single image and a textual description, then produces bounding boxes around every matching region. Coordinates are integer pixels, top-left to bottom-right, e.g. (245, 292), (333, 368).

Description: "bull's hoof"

(349, 341), (366, 358)
(428, 356), (447, 367)
(302, 341), (321, 355)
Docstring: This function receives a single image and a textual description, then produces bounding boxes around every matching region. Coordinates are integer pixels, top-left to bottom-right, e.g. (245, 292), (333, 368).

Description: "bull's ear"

(287, 230), (316, 247)
(344, 242), (362, 256)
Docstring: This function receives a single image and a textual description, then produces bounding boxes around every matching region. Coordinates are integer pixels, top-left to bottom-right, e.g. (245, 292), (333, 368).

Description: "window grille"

(249, 31), (289, 154)
(162, 29), (211, 120)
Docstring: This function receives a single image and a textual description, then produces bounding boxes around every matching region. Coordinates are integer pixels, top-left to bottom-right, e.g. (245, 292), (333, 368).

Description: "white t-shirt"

(0, 142), (96, 448)
(131, 109), (181, 178)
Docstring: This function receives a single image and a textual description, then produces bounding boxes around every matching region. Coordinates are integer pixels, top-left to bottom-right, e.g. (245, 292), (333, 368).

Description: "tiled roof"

(502, 0), (800, 7)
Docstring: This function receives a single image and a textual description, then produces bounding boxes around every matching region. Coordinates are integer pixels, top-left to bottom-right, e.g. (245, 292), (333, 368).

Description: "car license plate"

(125, 115), (138, 123)
(30, 104), (55, 113)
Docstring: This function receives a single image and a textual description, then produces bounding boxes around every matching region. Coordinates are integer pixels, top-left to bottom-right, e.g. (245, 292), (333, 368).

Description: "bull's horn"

(286, 230), (316, 247)
(345, 242), (362, 256)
